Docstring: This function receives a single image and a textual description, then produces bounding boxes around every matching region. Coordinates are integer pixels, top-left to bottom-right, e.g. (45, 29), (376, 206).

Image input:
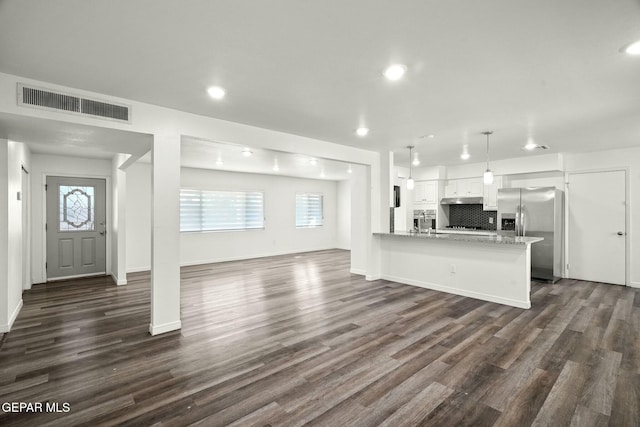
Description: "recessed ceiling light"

(215, 158), (224, 166)
(207, 86), (226, 99)
(383, 64), (407, 81)
(356, 127), (369, 137)
(460, 152), (470, 160)
(524, 142), (538, 150)
(347, 165), (353, 174)
(309, 158), (318, 166)
(320, 170), (325, 178)
(241, 148), (252, 157)
(623, 40), (640, 55)
(273, 165), (280, 172)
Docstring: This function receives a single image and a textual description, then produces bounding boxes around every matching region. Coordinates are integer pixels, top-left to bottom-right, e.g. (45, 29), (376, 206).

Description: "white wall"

(444, 153), (564, 179)
(0, 140), (30, 331)
(125, 160), (151, 272)
(30, 154), (112, 284)
(0, 140), (9, 330)
(564, 147), (640, 287)
(505, 171), (564, 190)
(126, 162), (341, 270)
(336, 180), (351, 250)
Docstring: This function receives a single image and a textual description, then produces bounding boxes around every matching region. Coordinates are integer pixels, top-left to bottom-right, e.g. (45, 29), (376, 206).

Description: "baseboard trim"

(629, 281), (640, 289)
(366, 275), (382, 281)
(381, 274), (531, 309)
(0, 300), (24, 333)
(179, 247), (336, 267)
(127, 266), (150, 274)
(350, 268), (366, 276)
(149, 321), (182, 336)
(111, 273), (127, 286)
(128, 248), (341, 274)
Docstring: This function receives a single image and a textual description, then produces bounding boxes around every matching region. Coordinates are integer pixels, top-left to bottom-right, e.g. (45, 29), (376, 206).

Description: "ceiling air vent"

(81, 98), (129, 121)
(17, 83), (131, 124)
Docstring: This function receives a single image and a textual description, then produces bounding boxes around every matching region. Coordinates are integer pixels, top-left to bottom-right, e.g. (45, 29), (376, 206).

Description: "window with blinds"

(296, 193), (323, 228)
(180, 189), (265, 232)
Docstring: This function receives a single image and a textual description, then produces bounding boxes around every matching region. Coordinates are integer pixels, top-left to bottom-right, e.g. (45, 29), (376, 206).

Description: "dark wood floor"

(0, 249), (638, 426)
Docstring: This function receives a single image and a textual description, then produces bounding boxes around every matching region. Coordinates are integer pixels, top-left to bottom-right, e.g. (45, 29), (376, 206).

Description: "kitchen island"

(373, 231), (543, 309)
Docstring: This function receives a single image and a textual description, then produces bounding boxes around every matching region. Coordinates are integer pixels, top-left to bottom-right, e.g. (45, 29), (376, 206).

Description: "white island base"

(374, 232), (544, 309)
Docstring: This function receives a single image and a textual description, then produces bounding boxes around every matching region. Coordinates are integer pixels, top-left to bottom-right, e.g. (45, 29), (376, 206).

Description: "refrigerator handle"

(521, 206), (525, 236)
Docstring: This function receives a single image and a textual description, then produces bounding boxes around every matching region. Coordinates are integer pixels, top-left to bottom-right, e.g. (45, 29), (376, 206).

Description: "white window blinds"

(180, 189), (265, 232)
(296, 193), (323, 228)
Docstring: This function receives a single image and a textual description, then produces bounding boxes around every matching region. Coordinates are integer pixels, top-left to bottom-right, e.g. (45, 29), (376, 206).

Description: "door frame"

(41, 173), (112, 282)
(21, 163), (30, 290)
(564, 167), (630, 286)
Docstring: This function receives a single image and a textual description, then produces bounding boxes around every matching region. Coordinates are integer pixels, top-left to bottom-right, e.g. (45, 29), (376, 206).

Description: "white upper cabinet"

(483, 176), (503, 210)
(424, 181), (437, 203)
(444, 180), (457, 197)
(466, 178), (483, 197)
(413, 180), (438, 206)
(413, 181), (427, 204)
(444, 177), (483, 197)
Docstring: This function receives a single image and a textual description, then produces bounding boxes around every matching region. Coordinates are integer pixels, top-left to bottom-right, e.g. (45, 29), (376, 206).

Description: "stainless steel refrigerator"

(497, 187), (564, 283)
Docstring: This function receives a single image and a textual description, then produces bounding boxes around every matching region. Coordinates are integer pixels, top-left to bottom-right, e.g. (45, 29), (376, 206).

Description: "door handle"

(100, 231), (106, 236)
(617, 231), (625, 236)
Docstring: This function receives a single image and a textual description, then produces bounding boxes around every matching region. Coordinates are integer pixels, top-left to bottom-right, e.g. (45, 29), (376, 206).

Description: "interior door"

(568, 170), (626, 285)
(46, 176), (107, 280)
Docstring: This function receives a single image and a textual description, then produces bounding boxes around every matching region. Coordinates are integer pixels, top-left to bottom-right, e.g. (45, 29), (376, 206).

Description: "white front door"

(567, 170), (626, 285)
(46, 176), (107, 280)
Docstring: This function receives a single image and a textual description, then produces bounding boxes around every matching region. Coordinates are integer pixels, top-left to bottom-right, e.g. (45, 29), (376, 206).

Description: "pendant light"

(406, 145), (415, 190)
(482, 131), (494, 185)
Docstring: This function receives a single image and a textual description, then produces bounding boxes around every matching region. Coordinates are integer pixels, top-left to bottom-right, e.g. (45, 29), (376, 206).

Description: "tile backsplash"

(449, 204), (497, 230)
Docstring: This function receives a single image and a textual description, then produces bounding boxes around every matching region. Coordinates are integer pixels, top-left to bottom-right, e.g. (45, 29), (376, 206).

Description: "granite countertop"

(434, 228), (497, 236)
(374, 231), (543, 245)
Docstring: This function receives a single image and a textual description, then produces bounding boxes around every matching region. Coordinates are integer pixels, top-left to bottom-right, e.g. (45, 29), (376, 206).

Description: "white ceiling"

(0, 113), (152, 159)
(0, 1), (639, 168)
(179, 138), (353, 181)
(139, 138), (353, 181)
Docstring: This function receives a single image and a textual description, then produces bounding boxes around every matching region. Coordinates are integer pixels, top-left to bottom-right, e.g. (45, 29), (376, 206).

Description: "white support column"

(350, 164), (370, 275)
(149, 134), (181, 335)
(366, 151), (392, 280)
(111, 153), (128, 285)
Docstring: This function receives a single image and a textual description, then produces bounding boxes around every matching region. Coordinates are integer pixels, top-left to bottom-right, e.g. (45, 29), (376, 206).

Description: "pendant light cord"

(482, 131), (493, 171)
(486, 134), (489, 170)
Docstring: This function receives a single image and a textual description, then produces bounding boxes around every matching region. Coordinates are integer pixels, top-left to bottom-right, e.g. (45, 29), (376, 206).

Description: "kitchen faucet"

(419, 210), (430, 234)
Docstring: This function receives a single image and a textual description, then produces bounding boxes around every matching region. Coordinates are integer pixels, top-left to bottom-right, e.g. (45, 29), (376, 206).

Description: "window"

(59, 185), (95, 231)
(180, 189), (264, 232)
(296, 193), (323, 228)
